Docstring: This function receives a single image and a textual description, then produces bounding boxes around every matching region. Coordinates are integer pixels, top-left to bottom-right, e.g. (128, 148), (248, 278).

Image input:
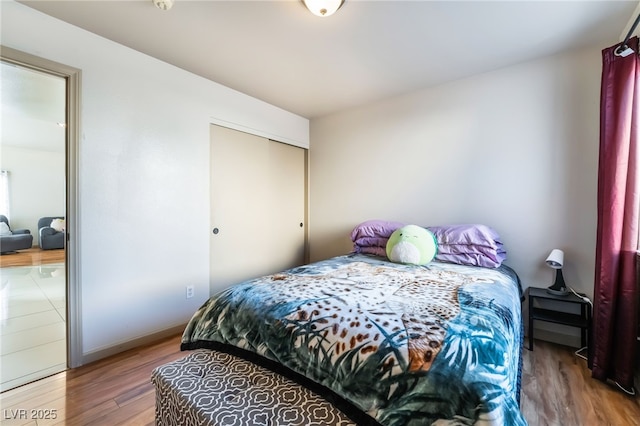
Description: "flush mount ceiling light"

(152, 0), (174, 11)
(302, 0), (345, 17)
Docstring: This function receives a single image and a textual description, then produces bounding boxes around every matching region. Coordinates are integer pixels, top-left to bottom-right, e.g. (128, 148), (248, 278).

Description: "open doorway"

(0, 46), (80, 391)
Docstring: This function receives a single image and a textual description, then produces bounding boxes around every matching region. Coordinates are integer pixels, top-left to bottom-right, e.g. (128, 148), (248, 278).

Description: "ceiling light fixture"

(152, 0), (174, 11)
(302, 0), (344, 17)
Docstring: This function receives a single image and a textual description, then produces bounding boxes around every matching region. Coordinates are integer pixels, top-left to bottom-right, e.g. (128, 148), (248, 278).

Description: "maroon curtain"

(592, 36), (640, 393)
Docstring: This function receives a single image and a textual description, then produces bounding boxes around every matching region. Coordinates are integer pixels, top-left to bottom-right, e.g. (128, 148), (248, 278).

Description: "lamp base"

(546, 286), (569, 296)
(547, 268), (569, 296)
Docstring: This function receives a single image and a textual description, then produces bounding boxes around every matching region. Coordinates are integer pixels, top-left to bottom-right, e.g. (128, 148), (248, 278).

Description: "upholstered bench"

(151, 349), (356, 426)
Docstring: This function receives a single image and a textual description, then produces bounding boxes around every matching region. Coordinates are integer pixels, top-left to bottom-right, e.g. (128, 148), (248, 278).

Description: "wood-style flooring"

(0, 334), (185, 426)
(0, 335), (638, 425)
(0, 248), (65, 268)
(521, 342), (640, 425)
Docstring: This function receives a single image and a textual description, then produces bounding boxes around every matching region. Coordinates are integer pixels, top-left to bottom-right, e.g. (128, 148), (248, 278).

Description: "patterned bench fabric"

(152, 350), (356, 426)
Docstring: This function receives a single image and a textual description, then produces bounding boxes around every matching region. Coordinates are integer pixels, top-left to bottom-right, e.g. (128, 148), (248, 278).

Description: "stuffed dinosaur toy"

(386, 224), (438, 265)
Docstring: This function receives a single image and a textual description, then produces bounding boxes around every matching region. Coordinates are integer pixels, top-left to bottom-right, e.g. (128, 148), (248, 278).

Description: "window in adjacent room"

(0, 170), (9, 218)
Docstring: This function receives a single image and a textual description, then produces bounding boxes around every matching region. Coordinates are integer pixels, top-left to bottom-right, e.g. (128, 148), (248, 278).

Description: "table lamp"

(546, 249), (569, 296)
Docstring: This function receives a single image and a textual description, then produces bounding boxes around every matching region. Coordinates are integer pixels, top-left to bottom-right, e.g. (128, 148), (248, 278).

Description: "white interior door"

(210, 125), (305, 292)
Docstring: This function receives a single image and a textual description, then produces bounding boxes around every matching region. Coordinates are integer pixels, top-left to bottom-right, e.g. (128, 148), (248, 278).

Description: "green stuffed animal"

(386, 225), (438, 265)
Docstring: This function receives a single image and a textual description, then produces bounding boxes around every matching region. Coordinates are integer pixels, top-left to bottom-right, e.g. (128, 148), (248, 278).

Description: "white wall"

(0, 146), (65, 243)
(1, 1), (309, 358)
(309, 46), (601, 305)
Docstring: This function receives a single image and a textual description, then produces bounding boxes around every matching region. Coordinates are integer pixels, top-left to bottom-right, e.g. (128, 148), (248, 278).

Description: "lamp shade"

(303, 0), (345, 17)
(545, 249), (564, 269)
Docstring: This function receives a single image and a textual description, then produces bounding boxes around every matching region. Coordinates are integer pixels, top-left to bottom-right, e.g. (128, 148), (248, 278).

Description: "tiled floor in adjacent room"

(0, 263), (66, 392)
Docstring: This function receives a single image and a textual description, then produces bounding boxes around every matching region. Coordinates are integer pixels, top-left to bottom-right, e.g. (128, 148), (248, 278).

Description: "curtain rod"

(617, 13), (640, 56)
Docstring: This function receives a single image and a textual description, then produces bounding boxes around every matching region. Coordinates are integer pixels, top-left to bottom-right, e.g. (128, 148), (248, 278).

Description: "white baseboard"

(80, 324), (186, 366)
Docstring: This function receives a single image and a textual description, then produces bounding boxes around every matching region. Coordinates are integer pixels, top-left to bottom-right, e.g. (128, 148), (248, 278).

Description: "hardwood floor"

(521, 341), (640, 426)
(0, 248), (65, 268)
(0, 336), (638, 425)
(0, 334), (185, 426)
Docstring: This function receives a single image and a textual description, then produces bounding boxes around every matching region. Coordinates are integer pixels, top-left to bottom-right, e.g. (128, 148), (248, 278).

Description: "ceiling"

(1, 61), (66, 152)
(11, 0), (640, 120)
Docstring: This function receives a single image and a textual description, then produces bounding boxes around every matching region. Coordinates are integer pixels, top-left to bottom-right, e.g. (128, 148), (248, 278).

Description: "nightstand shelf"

(527, 286), (592, 354)
(530, 307), (588, 328)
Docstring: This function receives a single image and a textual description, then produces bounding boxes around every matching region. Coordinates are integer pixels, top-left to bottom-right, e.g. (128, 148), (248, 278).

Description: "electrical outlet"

(186, 285), (194, 299)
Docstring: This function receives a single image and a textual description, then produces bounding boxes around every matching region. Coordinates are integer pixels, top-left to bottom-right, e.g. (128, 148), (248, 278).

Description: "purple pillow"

(354, 245), (388, 257)
(353, 237), (390, 248)
(425, 224), (507, 268)
(426, 224), (503, 249)
(351, 221), (507, 267)
(351, 220), (404, 258)
(351, 220), (404, 241)
(436, 250), (507, 268)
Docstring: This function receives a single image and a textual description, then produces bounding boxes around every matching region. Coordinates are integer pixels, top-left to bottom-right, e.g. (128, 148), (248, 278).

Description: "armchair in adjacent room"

(0, 215), (34, 253)
(38, 216), (65, 250)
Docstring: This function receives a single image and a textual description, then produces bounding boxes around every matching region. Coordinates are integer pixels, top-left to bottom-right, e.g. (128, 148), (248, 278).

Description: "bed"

(154, 223), (526, 425)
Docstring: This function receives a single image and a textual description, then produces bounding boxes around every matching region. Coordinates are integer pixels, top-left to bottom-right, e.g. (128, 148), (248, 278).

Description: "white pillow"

(50, 218), (66, 232)
(0, 222), (12, 236)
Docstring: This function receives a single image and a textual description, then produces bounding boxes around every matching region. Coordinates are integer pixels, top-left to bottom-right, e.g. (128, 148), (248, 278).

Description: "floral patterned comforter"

(181, 254), (526, 425)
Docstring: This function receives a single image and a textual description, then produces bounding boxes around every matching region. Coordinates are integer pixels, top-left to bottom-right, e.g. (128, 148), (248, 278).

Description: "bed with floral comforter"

(181, 253), (526, 425)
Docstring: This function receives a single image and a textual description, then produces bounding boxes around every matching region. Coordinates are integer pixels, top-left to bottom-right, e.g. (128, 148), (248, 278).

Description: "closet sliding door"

(210, 124), (306, 293)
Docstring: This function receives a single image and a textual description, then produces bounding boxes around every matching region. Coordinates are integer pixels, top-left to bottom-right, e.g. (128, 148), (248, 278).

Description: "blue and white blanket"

(181, 254), (526, 425)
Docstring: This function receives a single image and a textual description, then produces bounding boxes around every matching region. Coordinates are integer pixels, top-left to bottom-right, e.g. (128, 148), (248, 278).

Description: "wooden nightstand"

(527, 286), (592, 354)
